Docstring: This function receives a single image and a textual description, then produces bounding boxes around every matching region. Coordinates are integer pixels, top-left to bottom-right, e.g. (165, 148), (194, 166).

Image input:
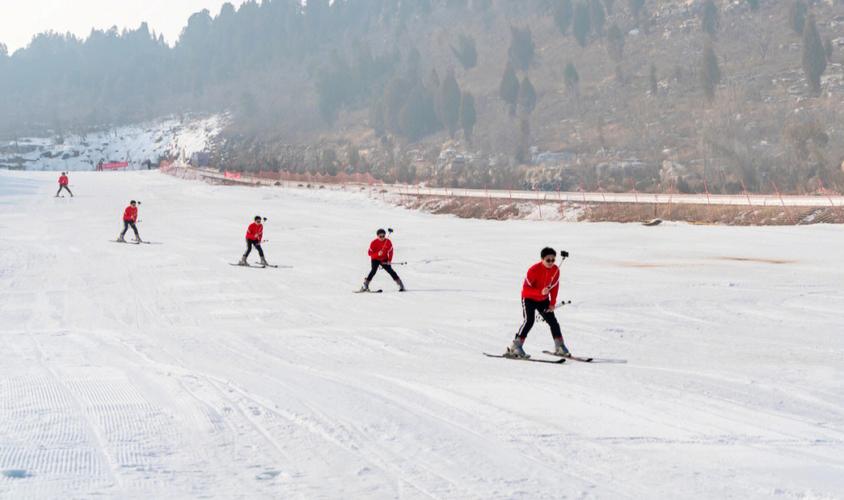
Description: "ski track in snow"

(1, 170), (843, 499)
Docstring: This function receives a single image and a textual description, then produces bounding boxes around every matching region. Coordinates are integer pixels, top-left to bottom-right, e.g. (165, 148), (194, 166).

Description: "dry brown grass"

(399, 194), (844, 225)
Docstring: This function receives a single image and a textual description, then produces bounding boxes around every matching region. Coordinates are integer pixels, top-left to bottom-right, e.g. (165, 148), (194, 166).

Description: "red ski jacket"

(123, 206), (138, 222)
(246, 222), (263, 242)
(368, 238), (393, 263)
(58, 175), (69, 186)
(521, 262), (560, 304)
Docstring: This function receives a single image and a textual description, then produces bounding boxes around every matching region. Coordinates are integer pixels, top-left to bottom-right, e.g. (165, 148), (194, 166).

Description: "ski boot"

(552, 338), (571, 357)
(358, 279), (371, 293)
(238, 256), (249, 266)
(259, 257), (269, 267)
(506, 338), (529, 359)
(117, 235), (126, 243)
(395, 279), (406, 292)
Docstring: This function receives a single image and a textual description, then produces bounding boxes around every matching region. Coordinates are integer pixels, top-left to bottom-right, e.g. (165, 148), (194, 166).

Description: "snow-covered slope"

(0, 116), (223, 171)
(0, 170), (842, 499)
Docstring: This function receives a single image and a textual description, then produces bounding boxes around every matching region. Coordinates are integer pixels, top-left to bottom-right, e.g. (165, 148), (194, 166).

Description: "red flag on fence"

(102, 161), (129, 170)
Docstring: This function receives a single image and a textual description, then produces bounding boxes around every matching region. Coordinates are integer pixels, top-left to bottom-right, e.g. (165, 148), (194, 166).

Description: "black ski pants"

(120, 220), (140, 239)
(56, 185), (73, 197)
(244, 239), (265, 259)
(366, 260), (400, 282)
(515, 298), (563, 342)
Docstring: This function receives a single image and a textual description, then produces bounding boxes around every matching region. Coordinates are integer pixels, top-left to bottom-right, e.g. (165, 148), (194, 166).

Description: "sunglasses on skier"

(544, 257), (556, 263)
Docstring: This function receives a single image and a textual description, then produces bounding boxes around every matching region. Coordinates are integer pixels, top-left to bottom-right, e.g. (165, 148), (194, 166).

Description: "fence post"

(818, 179), (835, 207)
(668, 180), (676, 219)
(771, 181), (786, 208)
(740, 179), (753, 208)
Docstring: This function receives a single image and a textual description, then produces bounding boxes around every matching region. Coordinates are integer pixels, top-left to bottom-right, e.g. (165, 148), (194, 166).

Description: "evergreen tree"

(564, 62), (580, 95)
(406, 47), (422, 80)
(451, 34), (478, 70)
(745, 0), (759, 11)
(384, 76), (412, 133)
(400, 84), (440, 141)
(460, 91), (477, 143)
(0, 43), (6, 78)
(315, 50), (353, 122)
(701, 41), (721, 102)
(499, 64), (520, 116)
(607, 23), (625, 63)
(515, 76), (537, 164)
(789, 1), (807, 35)
(554, 0), (574, 35)
(439, 69), (463, 137)
(590, 0), (606, 36)
(629, 0), (645, 24)
(802, 14), (827, 95)
(508, 26), (535, 71)
(573, 3), (592, 47)
(518, 76), (537, 116)
(824, 37), (833, 62)
(701, 0), (719, 37)
(370, 99), (386, 137)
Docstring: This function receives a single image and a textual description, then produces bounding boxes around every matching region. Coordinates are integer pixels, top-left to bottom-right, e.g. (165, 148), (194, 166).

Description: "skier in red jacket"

(238, 216), (269, 266)
(117, 200), (142, 242)
(55, 172), (73, 197)
(506, 247), (570, 358)
(359, 228), (405, 292)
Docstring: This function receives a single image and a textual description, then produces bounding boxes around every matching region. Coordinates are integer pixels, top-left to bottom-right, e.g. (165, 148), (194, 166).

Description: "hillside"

(2, 0), (844, 193)
(0, 116), (223, 171)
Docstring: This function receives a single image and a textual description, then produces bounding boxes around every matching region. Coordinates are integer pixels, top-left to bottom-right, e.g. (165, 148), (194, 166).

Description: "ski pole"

(543, 249), (569, 295)
(540, 300), (571, 320)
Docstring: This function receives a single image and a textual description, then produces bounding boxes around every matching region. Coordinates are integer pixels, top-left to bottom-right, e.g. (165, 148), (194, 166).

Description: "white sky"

(0, 0), (249, 53)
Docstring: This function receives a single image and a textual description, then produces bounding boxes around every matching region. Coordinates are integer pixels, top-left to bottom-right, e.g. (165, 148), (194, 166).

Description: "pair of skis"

(111, 239), (159, 245)
(482, 351), (593, 364)
(229, 262), (284, 269)
(353, 288), (409, 294)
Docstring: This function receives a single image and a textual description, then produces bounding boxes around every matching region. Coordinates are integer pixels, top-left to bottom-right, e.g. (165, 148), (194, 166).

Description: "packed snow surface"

(0, 170), (843, 499)
(0, 116), (222, 171)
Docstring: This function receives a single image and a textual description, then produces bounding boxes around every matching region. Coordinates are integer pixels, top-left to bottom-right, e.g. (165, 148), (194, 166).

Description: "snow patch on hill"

(0, 115), (224, 171)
